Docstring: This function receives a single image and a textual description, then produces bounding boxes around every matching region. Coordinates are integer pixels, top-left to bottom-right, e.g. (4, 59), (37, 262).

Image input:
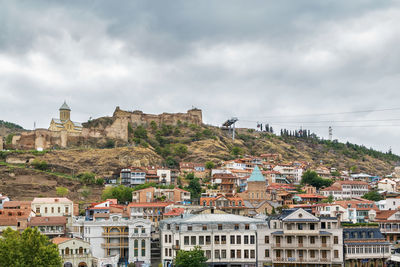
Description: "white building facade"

(72, 215), (152, 266)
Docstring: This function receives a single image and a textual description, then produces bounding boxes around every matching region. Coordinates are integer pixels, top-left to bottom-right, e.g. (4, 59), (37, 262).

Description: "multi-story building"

(28, 216), (67, 238)
(266, 208), (344, 267)
(131, 187), (190, 204)
(31, 197), (75, 225)
(72, 214), (152, 266)
(375, 210), (400, 243)
(52, 237), (94, 267)
(273, 164), (303, 184)
(128, 202), (173, 226)
(120, 167), (146, 187)
(159, 214), (265, 267)
(376, 197), (400, 210)
(343, 225), (391, 267)
(320, 181), (369, 200)
(200, 195), (246, 215)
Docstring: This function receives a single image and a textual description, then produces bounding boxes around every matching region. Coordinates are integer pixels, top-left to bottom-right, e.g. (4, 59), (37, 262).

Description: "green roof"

(248, 166), (265, 182)
(59, 101), (71, 111)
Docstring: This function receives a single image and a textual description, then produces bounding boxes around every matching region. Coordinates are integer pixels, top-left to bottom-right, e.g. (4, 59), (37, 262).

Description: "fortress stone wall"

(11, 107), (203, 150)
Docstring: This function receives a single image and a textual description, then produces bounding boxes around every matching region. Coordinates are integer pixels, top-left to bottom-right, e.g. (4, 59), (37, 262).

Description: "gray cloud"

(1, 0), (400, 155)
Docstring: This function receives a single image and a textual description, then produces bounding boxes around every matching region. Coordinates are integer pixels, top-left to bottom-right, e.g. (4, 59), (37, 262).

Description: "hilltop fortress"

(11, 104), (203, 150)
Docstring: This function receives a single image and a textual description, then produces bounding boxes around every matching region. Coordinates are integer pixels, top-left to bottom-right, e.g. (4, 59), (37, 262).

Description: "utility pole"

(329, 126), (332, 141)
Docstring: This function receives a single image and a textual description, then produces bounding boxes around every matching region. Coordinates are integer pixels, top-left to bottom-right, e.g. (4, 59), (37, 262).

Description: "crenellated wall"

(11, 107), (203, 150)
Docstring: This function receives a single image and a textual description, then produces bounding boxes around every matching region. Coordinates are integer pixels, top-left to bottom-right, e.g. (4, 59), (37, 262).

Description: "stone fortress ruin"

(10, 104), (203, 150)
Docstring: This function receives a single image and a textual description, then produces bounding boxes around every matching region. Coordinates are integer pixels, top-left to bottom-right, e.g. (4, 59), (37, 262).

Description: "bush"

(134, 125), (148, 140)
(173, 144), (188, 158)
(78, 172), (96, 184)
(102, 185), (133, 203)
(32, 159), (49, 171)
(5, 134), (14, 145)
(205, 161), (215, 169)
(231, 146), (242, 156)
(95, 178), (105, 186)
(104, 139), (115, 148)
(56, 187), (69, 197)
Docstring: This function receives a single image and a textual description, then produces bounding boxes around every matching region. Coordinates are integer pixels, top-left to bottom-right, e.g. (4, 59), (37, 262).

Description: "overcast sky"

(1, 0), (400, 153)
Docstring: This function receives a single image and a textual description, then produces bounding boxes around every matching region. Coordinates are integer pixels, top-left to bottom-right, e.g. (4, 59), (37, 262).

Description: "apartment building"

(159, 214), (265, 267)
(28, 216), (67, 238)
(320, 181), (369, 200)
(120, 167), (146, 187)
(31, 197), (75, 225)
(266, 208), (344, 267)
(343, 226), (391, 267)
(131, 187), (190, 203)
(72, 214), (152, 266)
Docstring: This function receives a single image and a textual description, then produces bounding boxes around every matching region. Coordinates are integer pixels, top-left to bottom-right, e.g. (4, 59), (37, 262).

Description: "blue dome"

(248, 166), (265, 182)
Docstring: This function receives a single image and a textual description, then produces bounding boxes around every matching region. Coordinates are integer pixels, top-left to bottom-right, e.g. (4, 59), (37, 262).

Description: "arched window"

(79, 247), (83, 254)
(65, 247), (70, 255)
(134, 240), (138, 256)
(141, 239), (146, 256)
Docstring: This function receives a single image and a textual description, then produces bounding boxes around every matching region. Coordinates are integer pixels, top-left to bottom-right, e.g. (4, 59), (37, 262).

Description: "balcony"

(172, 245), (180, 250)
(101, 243), (129, 248)
(284, 230), (319, 235)
(102, 232), (128, 236)
(272, 243), (331, 248)
(273, 257), (331, 263)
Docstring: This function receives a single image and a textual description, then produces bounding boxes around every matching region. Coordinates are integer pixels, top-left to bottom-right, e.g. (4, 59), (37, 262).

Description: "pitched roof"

(32, 197), (72, 204)
(248, 166), (265, 182)
(28, 216), (67, 226)
(59, 101), (71, 111)
(164, 208), (185, 216)
(52, 237), (72, 245)
(128, 202), (173, 208)
(375, 210), (398, 220)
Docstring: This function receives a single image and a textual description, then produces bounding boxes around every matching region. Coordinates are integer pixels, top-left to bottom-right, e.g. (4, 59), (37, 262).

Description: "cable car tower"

(222, 117), (238, 140)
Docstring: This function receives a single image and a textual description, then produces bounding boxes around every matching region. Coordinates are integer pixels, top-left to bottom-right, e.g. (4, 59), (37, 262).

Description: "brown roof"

(28, 216), (66, 226)
(375, 210), (398, 220)
(0, 217), (18, 226)
(51, 237), (72, 245)
(3, 201), (31, 209)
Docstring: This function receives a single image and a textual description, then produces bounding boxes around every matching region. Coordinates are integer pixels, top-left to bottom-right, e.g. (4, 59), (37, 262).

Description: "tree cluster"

(300, 170), (333, 189)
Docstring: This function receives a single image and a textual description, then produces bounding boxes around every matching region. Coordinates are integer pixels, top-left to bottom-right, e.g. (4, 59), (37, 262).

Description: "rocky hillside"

(1, 122), (398, 177)
(0, 120), (24, 136)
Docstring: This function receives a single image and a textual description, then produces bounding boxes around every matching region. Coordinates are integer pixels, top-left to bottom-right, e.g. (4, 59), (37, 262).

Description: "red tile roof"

(28, 216), (66, 226)
(128, 202), (173, 208)
(51, 237), (72, 245)
(164, 208), (185, 216)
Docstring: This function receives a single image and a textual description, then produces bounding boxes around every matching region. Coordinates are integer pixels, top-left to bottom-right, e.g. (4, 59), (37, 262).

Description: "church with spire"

(49, 101), (83, 132)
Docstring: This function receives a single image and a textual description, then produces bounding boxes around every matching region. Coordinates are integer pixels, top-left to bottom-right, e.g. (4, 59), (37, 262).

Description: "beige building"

(32, 197), (75, 225)
(49, 102), (82, 133)
(52, 237), (94, 267)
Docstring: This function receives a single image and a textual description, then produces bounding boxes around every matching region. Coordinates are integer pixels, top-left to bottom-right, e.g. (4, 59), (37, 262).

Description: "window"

(184, 236), (189, 245)
(244, 249), (249, 258)
(215, 250), (220, 259)
(191, 236), (196, 245)
(203, 225), (207, 231)
(142, 240), (146, 256)
(206, 236), (211, 245)
(287, 236), (292, 244)
(334, 250), (339, 258)
(236, 235), (241, 244)
(310, 250), (315, 258)
(265, 236), (269, 244)
(188, 225), (192, 231)
(221, 235), (226, 244)
(287, 250), (292, 258)
(310, 236), (315, 244)
(250, 250), (255, 259)
(134, 228), (138, 234)
(36, 207), (40, 214)
(206, 250), (211, 259)
(231, 250), (235, 258)
(142, 228), (146, 234)
(310, 223), (315, 230)
(334, 236), (338, 244)
(245, 224), (249, 230)
(215, 235), (220, 244)
(221, 250), (226, 259)
(134, 240), (138, 257)
(244, 235), (249, 244)
(250, 235), (255, 244)
(164, 235), (168, 243)
(51, 207), (54, 213)
(297, 223), (303, 230)
(65, 207), (69, 214)
(199, 236), (204, 245)
(176, 225), (179, 231)
(218, 224), (222, 230)
(234, 224), (239, 230)
(45, 207), (48, 213)
(237, 249), (241, 258)
(58, 207), (61, 213)
(265, 249), (270, 257)
(230, 235), (235, 244)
